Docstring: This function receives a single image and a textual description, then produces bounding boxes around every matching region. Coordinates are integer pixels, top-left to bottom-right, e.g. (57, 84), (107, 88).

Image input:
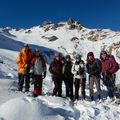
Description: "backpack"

(94, 58), (102, 73)
(115, 62), (119, 72)
(109, 56), (119, 73)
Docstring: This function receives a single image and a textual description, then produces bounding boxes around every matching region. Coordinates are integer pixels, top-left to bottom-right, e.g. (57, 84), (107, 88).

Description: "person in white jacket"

(71, 54), (86, 101)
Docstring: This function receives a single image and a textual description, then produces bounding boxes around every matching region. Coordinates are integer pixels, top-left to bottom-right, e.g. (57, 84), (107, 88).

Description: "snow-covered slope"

(1, 20), (120, 61)
(0, 20), (120, 120)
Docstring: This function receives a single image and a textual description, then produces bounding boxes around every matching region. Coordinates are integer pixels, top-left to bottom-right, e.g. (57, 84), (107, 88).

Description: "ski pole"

(8, 74), (24, 91)
(100, 76), (104, 91)
(109, 76), (120, 98)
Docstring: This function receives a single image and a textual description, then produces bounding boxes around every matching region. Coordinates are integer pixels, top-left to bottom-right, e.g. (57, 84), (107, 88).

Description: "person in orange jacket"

(31, 48), (46, 97)
(16, 43), (33, 92)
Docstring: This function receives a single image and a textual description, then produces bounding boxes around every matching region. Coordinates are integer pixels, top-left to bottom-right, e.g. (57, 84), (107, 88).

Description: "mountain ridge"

(0, 19), (120, 61)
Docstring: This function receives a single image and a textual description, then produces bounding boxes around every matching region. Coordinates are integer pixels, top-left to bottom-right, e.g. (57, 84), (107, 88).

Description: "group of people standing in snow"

(16, 43), (120, 102)
(49, 50), (119, 102)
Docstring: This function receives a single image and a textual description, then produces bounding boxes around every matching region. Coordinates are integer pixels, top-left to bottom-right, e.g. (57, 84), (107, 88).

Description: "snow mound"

(0, 97), (66, 120)
(76, 100), (120, 120)
(1, 95), (120, 120)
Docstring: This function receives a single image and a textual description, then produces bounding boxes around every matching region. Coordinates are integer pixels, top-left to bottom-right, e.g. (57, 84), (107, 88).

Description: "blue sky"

(0, 0), (120, 31)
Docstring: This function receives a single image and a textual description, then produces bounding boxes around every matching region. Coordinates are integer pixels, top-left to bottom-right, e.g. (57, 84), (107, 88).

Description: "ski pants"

(111, 74), (118, 97)
(52, 76), (62, 97)
(64, 76), (73, 100)
(89, 75), (102, 99)
(18, 73), (30, 91)
(102, 74), (116, 98)
(33, 75), (43, 96)
(74, 78), (86, 100)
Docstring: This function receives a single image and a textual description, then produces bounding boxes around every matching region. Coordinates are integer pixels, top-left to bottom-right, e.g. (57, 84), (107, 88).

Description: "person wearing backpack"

(31, 48), (46, 97)
(71, 54), (86, 101)
(63, 55), (73, 100)
(100, 50), (118, 101)
(110, 55), (119, 83)
(86, 52), (103, 101)
(16, 43), (33, 92)
(49, 53), (63, 97)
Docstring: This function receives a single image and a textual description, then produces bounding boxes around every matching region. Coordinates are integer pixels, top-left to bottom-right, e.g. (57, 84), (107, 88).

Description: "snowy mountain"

(0, 19), (120, 120)
(1, 19), (120, 61)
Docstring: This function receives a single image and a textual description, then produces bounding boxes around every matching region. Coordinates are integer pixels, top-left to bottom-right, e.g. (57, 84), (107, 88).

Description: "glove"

(106, 71), (111, 76)
(24, 64), (28, 71)
(75, 71), (79, 76)
(77, 71), (79, 75)
(24, 64), (28, 68)
(79, 68), (84, 75)
(31, 79), (35, 85)
(29, 67), (34, 74)
(102, 71), (110, 77)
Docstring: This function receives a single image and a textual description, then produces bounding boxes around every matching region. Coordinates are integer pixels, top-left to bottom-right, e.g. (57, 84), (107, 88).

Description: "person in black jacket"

(63, 55), (73, 100)
(49, 53), (63, 97)
(86, 52), (103, 101)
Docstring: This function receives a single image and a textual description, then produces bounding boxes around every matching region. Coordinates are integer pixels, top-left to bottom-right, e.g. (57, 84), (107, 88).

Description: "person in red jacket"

(31, 48), (46, 97)
(100, 50), (117, 101)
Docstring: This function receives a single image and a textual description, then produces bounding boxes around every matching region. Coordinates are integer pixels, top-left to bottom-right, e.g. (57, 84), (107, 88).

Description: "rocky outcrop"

(71, 37), (79, 41)
(67, 18), (83, 30)
(67, 18), (74, 25)
(80, 29), (109, 41)
(2, 28), (16, 37)
(42, 35), (58, 41)
(41, 21), (52, 27)
(116, 50), (120, 59)
(25, 30), (32, 34)
(48, 36), (58, 41)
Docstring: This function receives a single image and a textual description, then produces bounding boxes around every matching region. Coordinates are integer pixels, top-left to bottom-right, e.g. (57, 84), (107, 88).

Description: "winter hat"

(65, 54), (71, 59)
(55, 52), (61, 57)
(75, 54), (81, 59)
(24, 43), (29, 47)
(100, 50), (107, 55)
(34, 48), (40, 52)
